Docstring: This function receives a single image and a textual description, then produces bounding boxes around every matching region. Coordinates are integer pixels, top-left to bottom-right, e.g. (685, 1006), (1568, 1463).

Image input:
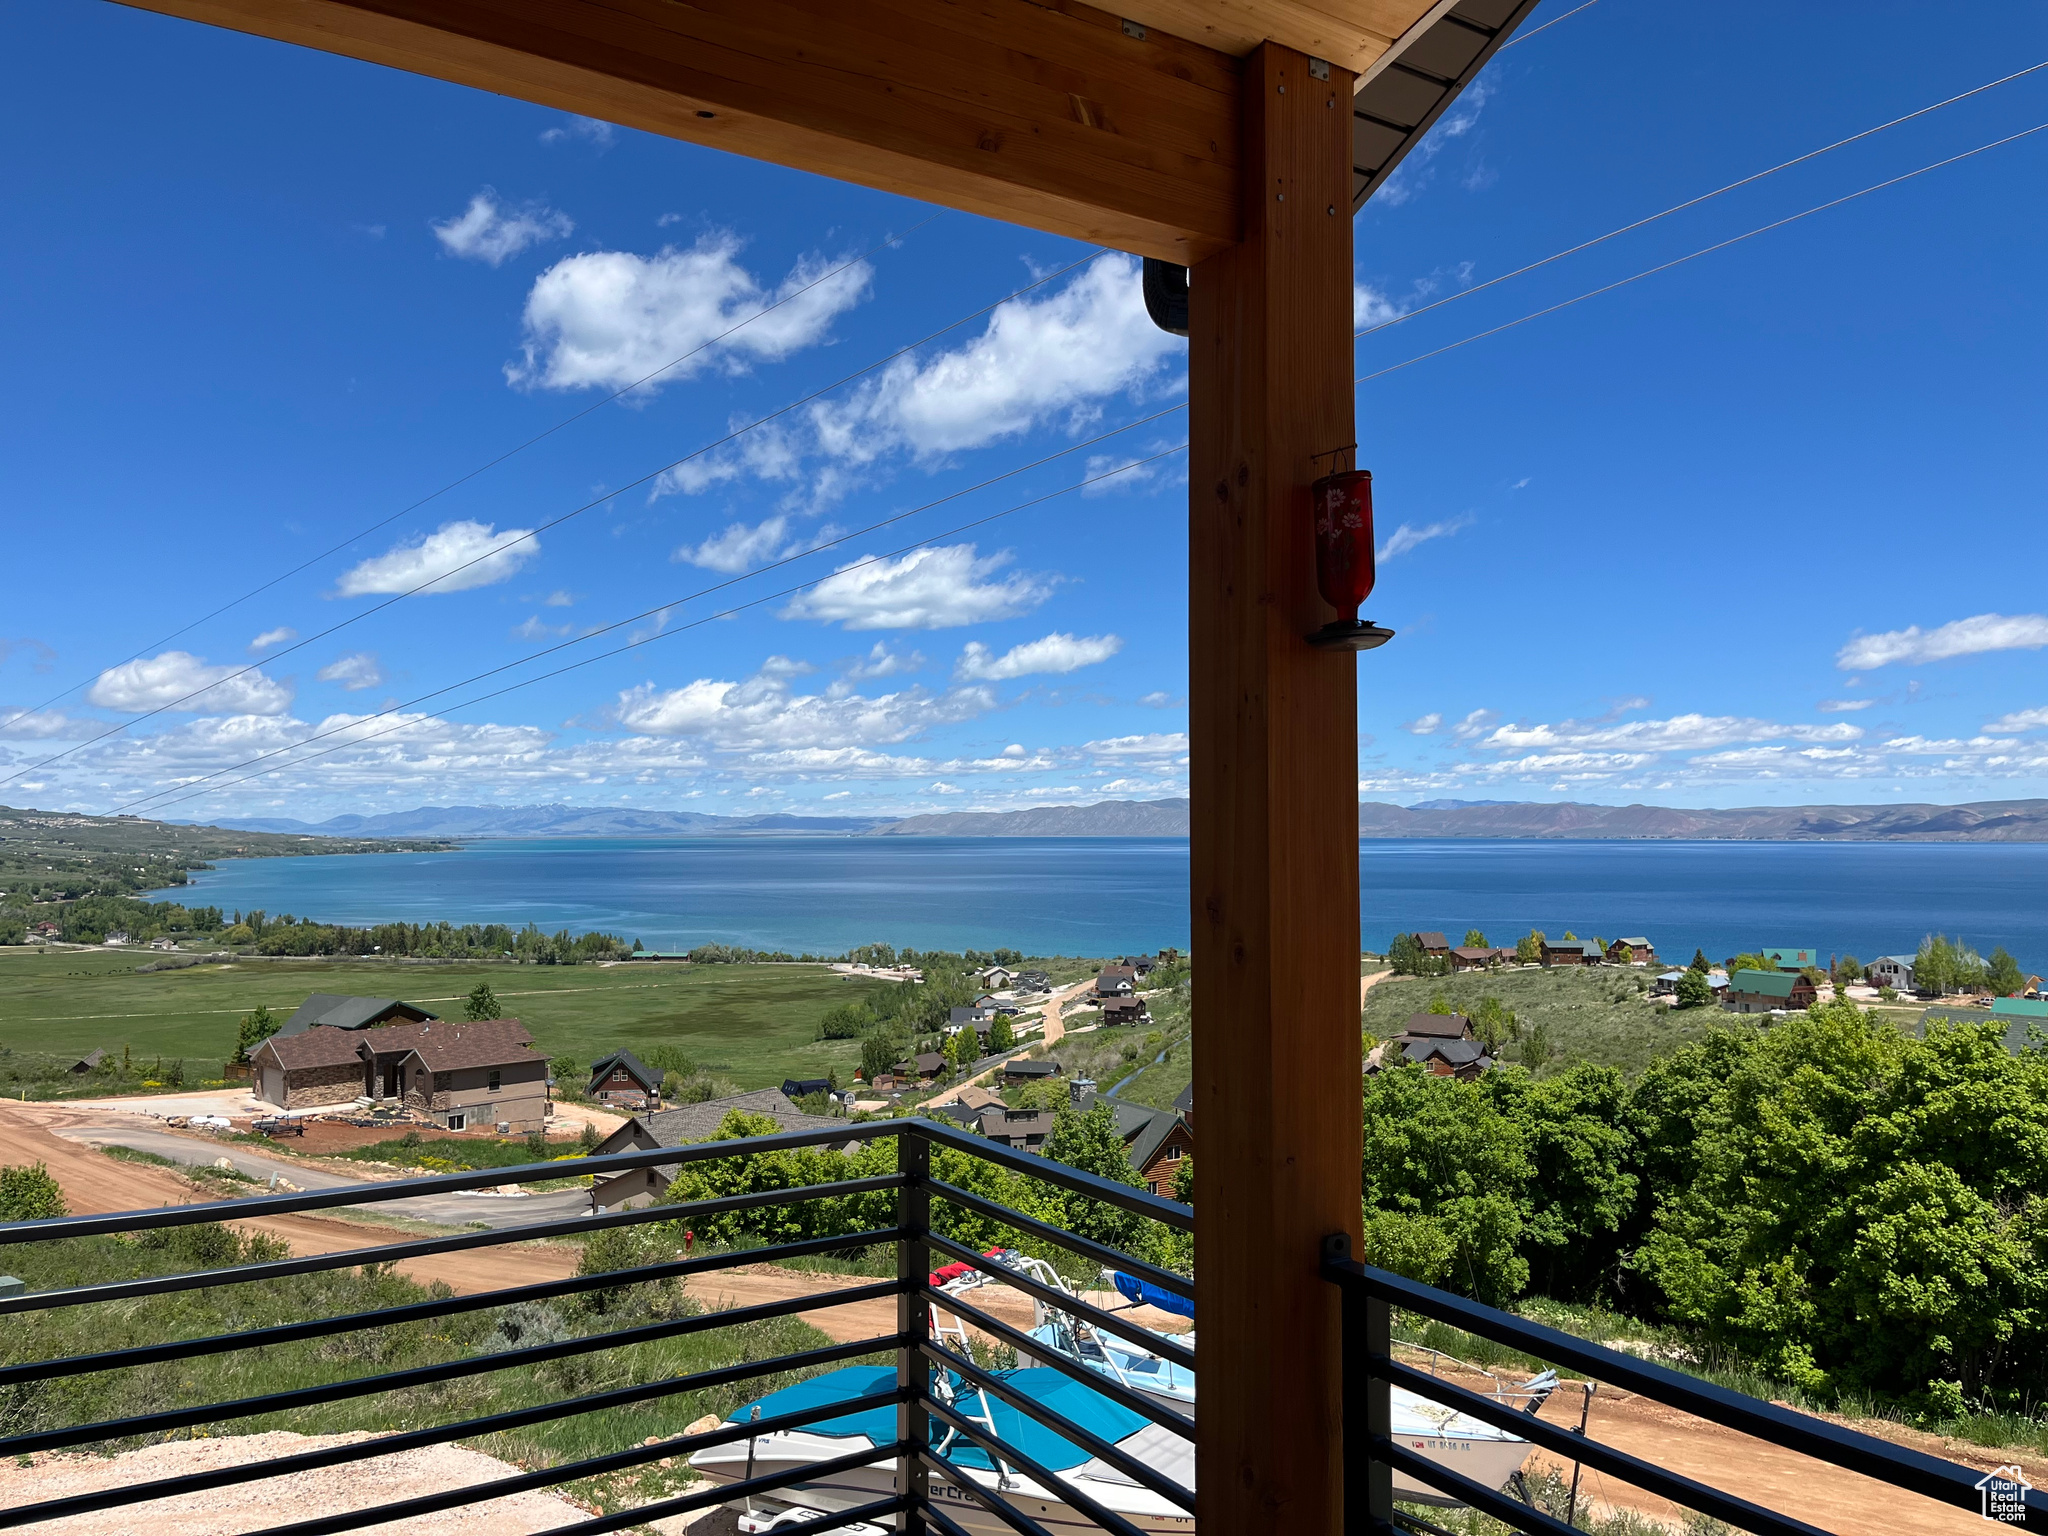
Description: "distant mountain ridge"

(195, 803), (886, 838)
(187, 796), (2048, 841)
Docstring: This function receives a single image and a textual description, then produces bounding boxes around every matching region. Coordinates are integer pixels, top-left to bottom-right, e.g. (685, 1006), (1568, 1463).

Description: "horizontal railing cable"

(921, 1336), (1194, 1510)
(922, 1391), (1151, 1536)
(252, 1439), (913, 1536)
(2, 242), (1113, 791)
(0, 1279), (901, 1459)
(1332, 1255), (2048, 1522)
(1376, 1435), (1580, 1535)
(1353, 57), (2048, 339)
(1378, 1356), (1833, 1536)
(116, 427), (1189, 819)
(0, 212), (941, 742)
(927, 1178), (1193, 1295)
(916, 1119), (1194, 1230)
(926, 1288), (1195, 1438)
(0, 1225), (895, 1384)
(0, 1338), (902, 1530)
(923, 1230), (1194, 1369)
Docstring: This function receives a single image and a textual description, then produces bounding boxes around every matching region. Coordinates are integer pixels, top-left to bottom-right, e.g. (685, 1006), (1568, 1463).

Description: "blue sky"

(2, 0), (2044, 822)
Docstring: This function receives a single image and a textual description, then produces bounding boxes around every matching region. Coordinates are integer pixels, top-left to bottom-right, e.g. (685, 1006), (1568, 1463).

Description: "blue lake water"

(150, 836), (2048, 970)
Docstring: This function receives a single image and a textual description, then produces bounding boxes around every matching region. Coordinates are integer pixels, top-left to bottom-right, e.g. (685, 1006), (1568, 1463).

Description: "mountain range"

(185, 796), (2048, 841)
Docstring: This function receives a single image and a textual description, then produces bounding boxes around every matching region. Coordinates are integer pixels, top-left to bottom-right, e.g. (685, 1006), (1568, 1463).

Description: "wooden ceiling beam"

(114, 0), (1246, 262)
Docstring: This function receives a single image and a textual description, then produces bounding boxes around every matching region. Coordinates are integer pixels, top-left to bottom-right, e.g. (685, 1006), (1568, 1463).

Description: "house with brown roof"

(588, 1049), (662, 1111)
(979, 1106), (1056, 1152)
(1410, 931), (1450, 958)
(1102, 996), (1151, 1026)
(1448, 946), (1511, 972)
(1541, 938), (1601, 967)
(929, 1084), (1006, 1125)
(1400, 1013), (1474, 1041)
(251, 1026), (377, 1112)
(359, 1017), (550, 1133)
(1095, 964), (1137, 998)
(1112, 1103), (1193, 1196)
(1607, 936), (1656, 965)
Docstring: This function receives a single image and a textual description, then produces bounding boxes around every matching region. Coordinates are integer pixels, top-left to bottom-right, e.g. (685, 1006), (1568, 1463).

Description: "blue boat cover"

(1112, 1271), (1194, 1319)
(730, 1366), (1153, 1473)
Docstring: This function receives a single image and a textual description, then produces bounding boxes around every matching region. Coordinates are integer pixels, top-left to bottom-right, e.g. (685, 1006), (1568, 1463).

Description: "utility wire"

(1355, 121), (2048, 385)
(1355, 58), (2048, 339)
(1496, 0), (1600, 51)
(113, 407), (1190, 814)
(0, 213), (941, 739)
(1, 242), (1112, 792)
(134, 444), (1190, 816)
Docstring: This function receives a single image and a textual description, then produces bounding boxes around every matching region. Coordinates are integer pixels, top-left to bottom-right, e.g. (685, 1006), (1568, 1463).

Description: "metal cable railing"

(1323, 1234), (2048, 1535)
(0, 1116), (1194, 1534)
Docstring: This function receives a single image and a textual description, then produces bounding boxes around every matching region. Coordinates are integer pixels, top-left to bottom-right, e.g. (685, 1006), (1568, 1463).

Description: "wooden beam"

(1188, 39), (1361, 1536)
(114, 0), (1243, 262)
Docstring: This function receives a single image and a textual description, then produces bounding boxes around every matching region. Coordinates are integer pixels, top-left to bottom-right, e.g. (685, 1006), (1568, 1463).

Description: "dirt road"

(1035, 980), (1093, 1050)
(1360, 967), (1395, 1007)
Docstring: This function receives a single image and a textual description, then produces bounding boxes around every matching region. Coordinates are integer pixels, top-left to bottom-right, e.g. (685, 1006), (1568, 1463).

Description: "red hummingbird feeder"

(1307, 448), (1395, 651)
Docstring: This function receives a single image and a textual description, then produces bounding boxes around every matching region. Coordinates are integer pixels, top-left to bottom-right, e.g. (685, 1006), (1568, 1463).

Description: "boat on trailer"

(689, 1363), (1195, 1534)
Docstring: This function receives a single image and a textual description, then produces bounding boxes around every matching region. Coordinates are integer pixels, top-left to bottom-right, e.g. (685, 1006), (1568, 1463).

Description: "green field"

(0, 950), (890, 1091)
(1362, 963), (1711, 1074)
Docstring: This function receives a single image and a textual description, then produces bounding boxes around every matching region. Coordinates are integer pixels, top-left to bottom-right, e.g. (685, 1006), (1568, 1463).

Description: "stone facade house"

(363, 1017), (550, 1132)
(252, 1027), (375, 1111)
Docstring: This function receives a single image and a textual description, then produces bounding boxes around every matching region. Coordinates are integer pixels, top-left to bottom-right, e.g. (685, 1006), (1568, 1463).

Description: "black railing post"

(1326, 1234), (1392, 1536)
(897, 1124), (931, 1532)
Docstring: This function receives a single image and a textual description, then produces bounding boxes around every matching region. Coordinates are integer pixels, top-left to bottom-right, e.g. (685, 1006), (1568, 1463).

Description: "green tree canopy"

(1674, 969), (1713, 1009)
(1463, 929), (1488, 948)
(0, 1163), (67, 1222)
(232, 1003), (280, 1064)
(1987, 946), (2026, 996)
(989, 1014), (1015, 1052)
(1516, 931), (1545, 964)
(464, 980), (502, 1021)
(1689, 949), (1710, 971)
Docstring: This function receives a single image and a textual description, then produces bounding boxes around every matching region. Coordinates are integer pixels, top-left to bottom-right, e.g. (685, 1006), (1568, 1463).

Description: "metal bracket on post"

(1325, 1234), (1393, 1535)
(1141, 257), (1189, 336)
(898, 1125), (932, 1532)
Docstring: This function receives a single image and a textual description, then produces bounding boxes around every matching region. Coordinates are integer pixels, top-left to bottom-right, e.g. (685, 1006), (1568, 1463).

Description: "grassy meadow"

(0, 950), (890, 1092)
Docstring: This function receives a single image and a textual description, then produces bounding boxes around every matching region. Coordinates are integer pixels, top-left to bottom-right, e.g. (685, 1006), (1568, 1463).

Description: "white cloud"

(613, 664), (994, 751)
(1836, 612), (2048, 670)
(87, 652), (292, 715)
(805, 256), (1180, 463)
(544, 591), (576, 608)
(782, 545), (1054, 631)
(845, 643), (924, 680)
(1083, 732), (1188, 763)
(1985, 706), (2048, 734)
(249, 627), (296, 654)
(540, 115), (616, 148)
(514, 617), (572, 642)
(929, 781), (963, 795)
(678, 516), (791, 573)
(1478, 712), (1862, 754)
(0, 708), (79, 740)
(1355, 282), (1404, 329)
(1450, 709), (1498, 741)
(431, 189), (573, 266)
(1403, 713), (1442, 735)
(1080, 443), (1187, 497)
(824, 790), (852, 800)
(1817, 698), (1874, 713)
(1138, 691), (1177, 708)
(510, 234), (871, 395)
(1377, 514), (1474, 563)
(1377, 78), (1492, 207)
(337, 520), (539, 597)
(956, 632), (1121, 682)
(317, 653), (386, 691)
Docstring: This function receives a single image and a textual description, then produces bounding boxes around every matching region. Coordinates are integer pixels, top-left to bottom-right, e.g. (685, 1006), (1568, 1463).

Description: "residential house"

(360, 1017), (549, 1132)
(1400, 1037), (1495, 1081)
(975, 964), (1018, 990)
(781, 1077), (835, 1104)
(928, 1084), (1006, 1126)
(1448, 946), (1513, 972)
(103, 932), (132, 947)
(945, 1005), (995, 1037)
(1867, 955), (1916, 992)
(68, 1049), (106, 1074)
(1607, 936), (1656, 966)
(589, 1088), (853, 1209)
(974, 994), (1023, 1017)
(979, 1106), (1056, 1152)
(1112, 1103), (1193, 1197)
(906, 1051), (947, 1079)
(1723, 969), (1815, 1015)
(1761, 946), (1818, 973)
(1540, 938), (1602, 967)
(1400, 1013), (1473, 1042)
(1123, 956), (1157, 979)
(1652, 970), (1685, 996)
(1172, 1081), (1193, 1121)
(250, 1027), (368, 1111)
(29, 921), (60, 941)
(1014, 969), (1052, 994)
(1095, 965), (1137, 998)
(148, 937), (178, 952)
(1102, 997), (1151, 1026)
(1409, 931), (1450, 959)
(1002, 1057), (1062, 1085)
(277, 993), (436, 1038)
(588, 1049), (662, 1111)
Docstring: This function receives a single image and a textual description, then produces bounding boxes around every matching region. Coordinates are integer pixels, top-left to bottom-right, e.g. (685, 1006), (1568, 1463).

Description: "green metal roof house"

(1761, 947), (1817, 971)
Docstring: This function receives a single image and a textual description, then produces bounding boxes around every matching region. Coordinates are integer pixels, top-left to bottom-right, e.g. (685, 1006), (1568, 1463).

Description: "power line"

(133, 443), (1190, 817)
(1, 242), (1113, 792)
(1497, 0), (1600, 51)
(1355, 58), (2048, 339)
(112, 405), (1191, 815)
(0, 212), (941, 739)
(1353, 121), (2048, 386)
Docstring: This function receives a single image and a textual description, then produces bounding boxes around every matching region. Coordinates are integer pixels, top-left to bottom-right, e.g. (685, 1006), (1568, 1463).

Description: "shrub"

(0, 1164), (67, 1222)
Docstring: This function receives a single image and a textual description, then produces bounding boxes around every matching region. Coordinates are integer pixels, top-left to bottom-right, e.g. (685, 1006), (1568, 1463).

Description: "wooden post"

(1188, 39), (1362, 1536)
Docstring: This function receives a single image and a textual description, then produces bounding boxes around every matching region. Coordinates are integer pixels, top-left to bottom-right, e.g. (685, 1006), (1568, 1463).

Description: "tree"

(1042, 1103), (1146, 1252)
(232, 1003), (280, 1065)
(1463, 929), (1488, 948)
(1728, 952), (1774, 975)
(1516, 931), (1545, 965)
(1836, 955), (1864, 983)
(1689, 949), (1710, 972)
(859, 1028), (902, 1082)
(1562, 931), (1578, 941)
(0, 1163), (67, 1222)
(1987, 946), (2026, 996)
(1426, 994), (1455, 1016)
(1518, 1021), (1553, 1071)
(988, 1014), (1015, 1052)
(1674, 969), (1713, 1010)
(948, 1028), (979, 1073)
(1387, 932), (1429, 976)
(816, 1001), (874, 1041)
(464, 980), (502, 1021)
(1471, 995), (1517, 1052)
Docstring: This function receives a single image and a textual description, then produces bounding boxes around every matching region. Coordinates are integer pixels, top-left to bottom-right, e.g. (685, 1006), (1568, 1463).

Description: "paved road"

(49, 1123), (592, 1231)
